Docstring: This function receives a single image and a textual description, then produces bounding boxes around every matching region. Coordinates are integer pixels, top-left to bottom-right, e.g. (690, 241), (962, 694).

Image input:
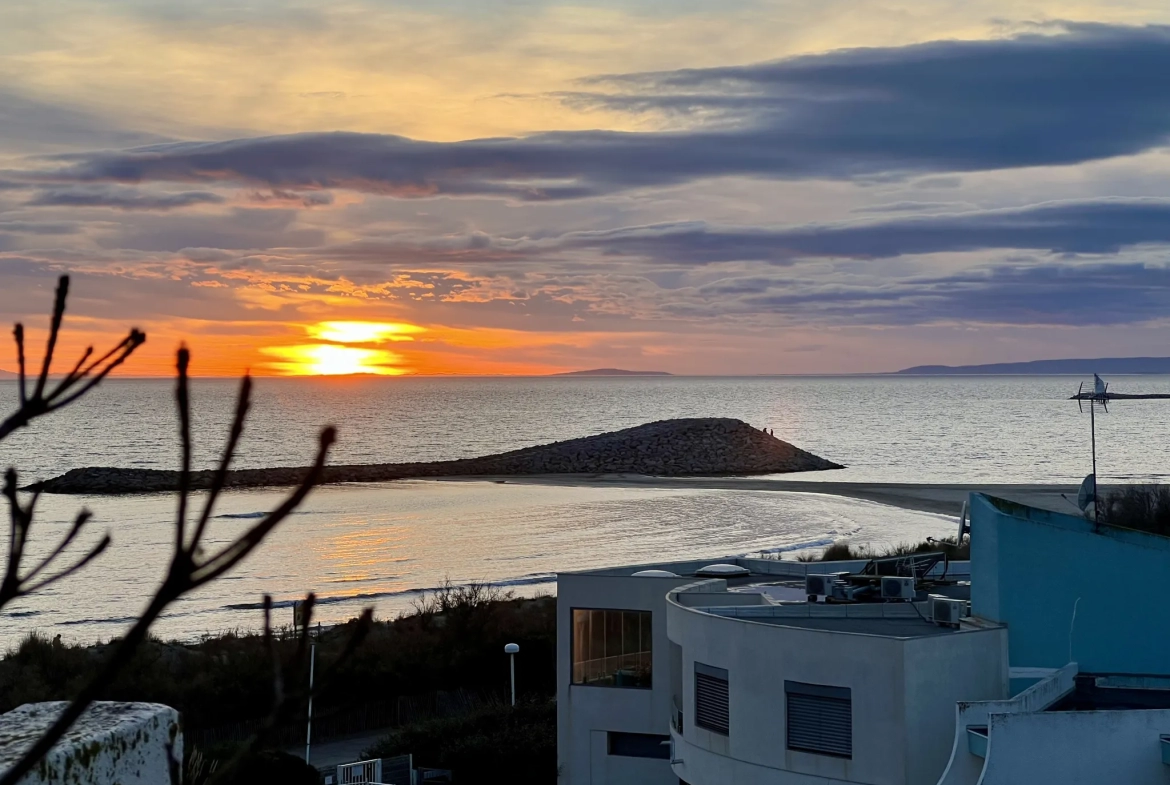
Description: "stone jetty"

(30, 418), (843, 494)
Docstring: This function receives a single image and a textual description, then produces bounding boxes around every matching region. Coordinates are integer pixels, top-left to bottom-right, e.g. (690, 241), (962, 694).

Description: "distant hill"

(0, 368), (16, 379)
(552, 368), (672, 377)
(896, 357), (1170, 375)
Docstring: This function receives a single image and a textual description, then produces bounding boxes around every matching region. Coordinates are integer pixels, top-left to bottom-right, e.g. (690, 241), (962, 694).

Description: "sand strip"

(436, 474), (1089, 516)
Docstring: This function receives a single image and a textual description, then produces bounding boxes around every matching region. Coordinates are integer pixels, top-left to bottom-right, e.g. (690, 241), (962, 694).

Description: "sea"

(1, 374), (1167, 647)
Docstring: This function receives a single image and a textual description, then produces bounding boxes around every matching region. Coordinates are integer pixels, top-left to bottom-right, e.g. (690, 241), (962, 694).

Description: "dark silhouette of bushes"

(0, 592), (555, 735)
(798, 536), (969, 562)
(364, 697), (556, 784)
(1100, 484), (1170, 536)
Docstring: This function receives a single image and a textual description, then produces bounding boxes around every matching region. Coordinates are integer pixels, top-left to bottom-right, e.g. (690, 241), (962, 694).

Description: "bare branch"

(44, 329), (146, 413)
(54, 346), (94, 393)
(33, 277), (68, 401)
(0, 476), (107, 611)
(21, 508), (93, 584)
(22, 536), (110, 595)
(175, 347), (191, 551)
(206, 606), (374, 785)
(1, 280), (345, 785)
(0, 343), (337, 785)
(13, 324), (26, 407)
(1, 276), (146, 442)
(190, 427), (336, 587)
(188, 374), (251, 549)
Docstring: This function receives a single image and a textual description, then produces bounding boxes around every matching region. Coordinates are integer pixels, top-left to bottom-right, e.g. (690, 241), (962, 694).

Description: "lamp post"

(505, 643), (519, 706)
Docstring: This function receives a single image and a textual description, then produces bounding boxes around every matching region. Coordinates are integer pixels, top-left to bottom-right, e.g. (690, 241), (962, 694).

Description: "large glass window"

(571, 608), (652, 688)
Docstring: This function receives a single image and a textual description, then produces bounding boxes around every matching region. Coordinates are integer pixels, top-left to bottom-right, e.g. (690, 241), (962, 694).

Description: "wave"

(57, 616), (139, 626)
(213, 511), (268, 519)
(1, 610), (42, 619)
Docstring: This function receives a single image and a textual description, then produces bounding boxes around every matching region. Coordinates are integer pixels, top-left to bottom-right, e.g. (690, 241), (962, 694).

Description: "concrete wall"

(902, 631), (1008, 785)
(970, 493), (1170, 673)
(0, 702), (181, 785)
(557, 572), (692, 785)
(666, 593), (1007, 785)
(977, 708), (1170, 784)
(936, 664), (1077, 785)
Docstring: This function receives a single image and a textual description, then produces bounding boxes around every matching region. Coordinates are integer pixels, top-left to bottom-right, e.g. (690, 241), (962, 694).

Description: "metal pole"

(510, 653), (516, 707)
(305, 638), (316, 763)
(1091, 400), (1099, 524)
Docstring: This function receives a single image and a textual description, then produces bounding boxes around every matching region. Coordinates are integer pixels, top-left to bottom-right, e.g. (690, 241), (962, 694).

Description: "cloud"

(16, 24), (1170, 199)
(246, 189), (335, 207)
(714, 262), (1170, 328)
(0, 220), (81, 235)
(26, 185), (226, 211)
(530, 198), (1170, 263)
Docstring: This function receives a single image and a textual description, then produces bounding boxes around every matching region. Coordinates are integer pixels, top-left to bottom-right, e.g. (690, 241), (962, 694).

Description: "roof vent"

(632, 569), (680, 578)
(696, 564), (750, 578)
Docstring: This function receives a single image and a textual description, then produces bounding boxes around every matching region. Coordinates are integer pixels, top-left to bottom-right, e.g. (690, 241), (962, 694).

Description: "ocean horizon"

(2, 374), (1166, 645)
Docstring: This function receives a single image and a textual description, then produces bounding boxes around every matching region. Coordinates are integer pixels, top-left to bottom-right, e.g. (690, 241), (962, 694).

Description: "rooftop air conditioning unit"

(881, 576), (916, 601)
(805, 574), (835, 598)
(932, 597), (967, 627)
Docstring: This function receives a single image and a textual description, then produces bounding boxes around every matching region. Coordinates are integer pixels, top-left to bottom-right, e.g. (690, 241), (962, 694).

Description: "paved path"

(288, 729), (393, 774)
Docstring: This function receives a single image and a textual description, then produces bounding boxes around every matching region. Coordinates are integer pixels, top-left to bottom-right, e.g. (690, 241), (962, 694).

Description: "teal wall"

(970, 493), (1170, 674)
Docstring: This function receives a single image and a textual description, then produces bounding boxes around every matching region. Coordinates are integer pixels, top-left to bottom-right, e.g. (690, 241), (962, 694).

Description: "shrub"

(799, 536), (969, 562)
(364, 697), (556, 784)
(1100, 484), (1170, 536)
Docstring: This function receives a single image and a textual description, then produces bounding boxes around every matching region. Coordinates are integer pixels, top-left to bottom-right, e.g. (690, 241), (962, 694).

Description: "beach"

(443, 475), (1087, 516)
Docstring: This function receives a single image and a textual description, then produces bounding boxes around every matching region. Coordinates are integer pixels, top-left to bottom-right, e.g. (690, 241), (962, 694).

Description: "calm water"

(1, 375), (1167, 645)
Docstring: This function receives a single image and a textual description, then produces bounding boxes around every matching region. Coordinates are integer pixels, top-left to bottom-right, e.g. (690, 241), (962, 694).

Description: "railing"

(671, 699), (684, 734)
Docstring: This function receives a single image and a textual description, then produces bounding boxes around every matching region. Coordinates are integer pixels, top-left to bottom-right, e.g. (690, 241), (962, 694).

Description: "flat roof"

(740, 615), (957, 638)
(1049, 674), (1170, 712)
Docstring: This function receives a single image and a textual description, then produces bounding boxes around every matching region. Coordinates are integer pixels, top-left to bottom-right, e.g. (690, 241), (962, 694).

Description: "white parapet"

(0, 701), (181, 784)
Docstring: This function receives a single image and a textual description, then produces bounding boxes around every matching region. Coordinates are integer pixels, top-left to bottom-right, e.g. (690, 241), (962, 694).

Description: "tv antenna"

(1072, 374), (1109, 523)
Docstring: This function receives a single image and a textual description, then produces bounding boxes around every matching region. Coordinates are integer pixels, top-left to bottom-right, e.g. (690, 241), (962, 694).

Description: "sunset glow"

(6, 3), (1170, 376)
(308, 321), (426, 344)
(259, 345), (408, 376)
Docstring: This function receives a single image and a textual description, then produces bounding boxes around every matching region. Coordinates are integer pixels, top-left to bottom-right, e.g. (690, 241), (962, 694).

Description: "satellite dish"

(1077, 473), (1096, 516)
(956, 500), (970, 545)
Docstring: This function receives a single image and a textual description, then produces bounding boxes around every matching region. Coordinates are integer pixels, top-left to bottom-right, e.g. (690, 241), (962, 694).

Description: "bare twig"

(0, 344), (337, 785)
(0, 472), (109, 611)
(0, 275), (146, 442)
(33, 277), (68, 401)
(13, 325), (26, 407)
(0, 280), (350, 785)
(206, 598), (374, 785)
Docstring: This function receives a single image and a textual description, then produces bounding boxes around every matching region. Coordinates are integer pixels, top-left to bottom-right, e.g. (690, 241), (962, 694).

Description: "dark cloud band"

(13, 24), (1170, 199)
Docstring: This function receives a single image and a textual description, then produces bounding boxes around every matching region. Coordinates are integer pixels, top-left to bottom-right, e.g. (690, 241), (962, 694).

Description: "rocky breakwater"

(30, 418), (843, 494)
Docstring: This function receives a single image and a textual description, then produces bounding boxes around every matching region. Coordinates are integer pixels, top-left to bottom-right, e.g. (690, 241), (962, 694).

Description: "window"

(694, 662), (729, 735)
(607, 732), (670, 759)
(571, 609), (652, 688)
(785, 681), (852, 758)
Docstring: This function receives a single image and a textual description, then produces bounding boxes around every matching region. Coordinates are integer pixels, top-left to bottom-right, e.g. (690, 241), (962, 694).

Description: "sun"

(259, 345), (408, 376)
(258, 320), (429, 375)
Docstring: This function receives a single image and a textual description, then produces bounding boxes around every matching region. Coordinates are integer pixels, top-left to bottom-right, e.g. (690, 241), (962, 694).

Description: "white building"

(556, 555), (998, 785)
(939, 663), (1170, 785)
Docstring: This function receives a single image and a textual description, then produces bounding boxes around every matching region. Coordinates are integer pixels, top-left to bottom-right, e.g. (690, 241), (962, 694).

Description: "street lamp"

(505, 643), (520, 706)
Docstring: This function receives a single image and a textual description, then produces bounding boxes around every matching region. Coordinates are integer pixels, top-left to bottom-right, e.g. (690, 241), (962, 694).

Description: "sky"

(4, 1), (1170, 376)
